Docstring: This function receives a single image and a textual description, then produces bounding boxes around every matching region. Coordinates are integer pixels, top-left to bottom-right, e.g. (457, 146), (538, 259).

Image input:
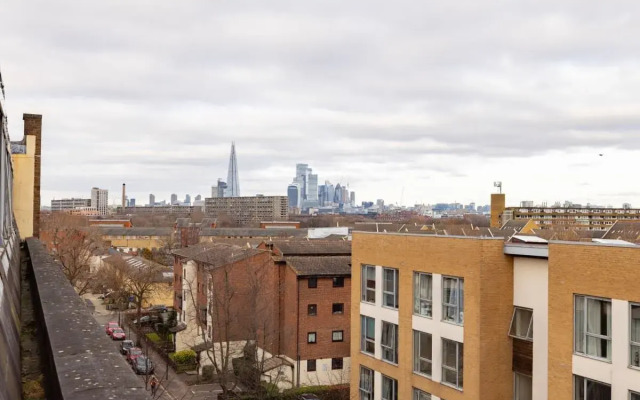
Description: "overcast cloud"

(2, 0), (640, 208)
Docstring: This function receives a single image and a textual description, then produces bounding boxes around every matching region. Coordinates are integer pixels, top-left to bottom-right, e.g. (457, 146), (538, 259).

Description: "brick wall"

(23, 114), (42, 237)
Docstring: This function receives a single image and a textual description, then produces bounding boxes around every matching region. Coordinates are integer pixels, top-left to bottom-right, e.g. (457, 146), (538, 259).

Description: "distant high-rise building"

(129, 198), (136, 207)
(334, 183), (342, 203)
(287, 184), (300, 209)
(185, 194), (191, 205)
(149, 193), (155, 206)
(195, 194), (202, 201)
(307, 173), (318, 205)
(91, 187), (108, 215)
(376, 199), (385, 208)
(225, 142), (240, 197)
(212, 179), (227, 198)
(171, 193), (178, 205)
(350, 191), (355, 205)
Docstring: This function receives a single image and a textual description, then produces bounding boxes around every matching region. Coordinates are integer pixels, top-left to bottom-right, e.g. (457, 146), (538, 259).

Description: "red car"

(110, 328), (126, 340)
(105, 322), (119, 335)
(126, 347), (143, 365)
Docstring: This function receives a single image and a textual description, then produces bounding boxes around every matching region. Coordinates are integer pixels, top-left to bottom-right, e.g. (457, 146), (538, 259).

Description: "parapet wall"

(0, 231), (22, 400)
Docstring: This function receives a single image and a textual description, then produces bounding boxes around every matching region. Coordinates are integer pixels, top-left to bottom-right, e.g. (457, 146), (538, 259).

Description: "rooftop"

(262, 239), (351, 256)
(284, 256), (351, 277)
(172, 242), (267, 268)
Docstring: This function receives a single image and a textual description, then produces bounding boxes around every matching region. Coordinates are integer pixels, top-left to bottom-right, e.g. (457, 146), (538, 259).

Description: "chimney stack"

(122, 183), (126, 208)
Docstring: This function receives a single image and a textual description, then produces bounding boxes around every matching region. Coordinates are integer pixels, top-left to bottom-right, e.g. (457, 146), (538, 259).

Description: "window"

(307, 332), (317, 344)
(359, 366), (374, 400)
(514, 373), (532, 400)
(509, 307), (533, 341)
(331, 357), (343, 370)
(362, 265), (376, 303)
(381, 322), (398, 363)
(631, 304), (640, 368)
(413, 388), (432, 400)
(383, 268), (399, 308)
(361, 315), (375, 354)
(307, 359), (316, 372)
(308, 304), (317, 316)
(413, 330), (432, 376)
(573, 375), (610, 400)
(413, 272), (432, 317)
(332, 303), (344, 314)
(333, 277), (344, 287)
(442, 339), (463, 389)
(308, 277), (317, 288)
(381, 375), (398, 400)
(574, 295), (612, 360)
(442, 276), (464, 325)
(332, 330), (344, 342)
(631, 391), (640, 400)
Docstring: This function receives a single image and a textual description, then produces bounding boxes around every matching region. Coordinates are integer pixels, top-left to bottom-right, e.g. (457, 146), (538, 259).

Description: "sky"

(2, 0), (640, 208)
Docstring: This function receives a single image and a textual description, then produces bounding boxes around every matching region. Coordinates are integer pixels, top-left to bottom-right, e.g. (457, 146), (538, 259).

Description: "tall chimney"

(122, 183), (126, 208)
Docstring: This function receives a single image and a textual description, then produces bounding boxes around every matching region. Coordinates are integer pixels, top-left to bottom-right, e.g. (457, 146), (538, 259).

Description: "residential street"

(84, 293), (226, 400)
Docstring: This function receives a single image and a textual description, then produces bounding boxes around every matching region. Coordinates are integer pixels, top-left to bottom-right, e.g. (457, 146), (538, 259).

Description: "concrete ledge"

(26, 238), (148, 399)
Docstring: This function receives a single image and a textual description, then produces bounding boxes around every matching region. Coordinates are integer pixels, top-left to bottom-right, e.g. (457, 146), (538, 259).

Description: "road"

(84, 293), (225, 400)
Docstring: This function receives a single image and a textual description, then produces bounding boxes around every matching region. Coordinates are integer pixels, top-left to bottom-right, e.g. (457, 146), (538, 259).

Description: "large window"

(413, 272), (432, 317)
(361, 315), (375, 354)
(359, 366), (374, 400)
(442, 276), (464, 325)
(362, 265), (376, 303)
(509, 307), (533, 341)
(383, 268), (399, 309)
(573, 375), (610, 400)
(382, 375), (398, 400)
(631, 304), (640, 368)
(442, 339), (464, 389)
(413, 330), (432, 376)
(413, 388), (432, 400)
(381, 322), (398, 363)
(574, 295), (612, 361)
(514, 373), (532, 400)
(631, 391), (640, 400)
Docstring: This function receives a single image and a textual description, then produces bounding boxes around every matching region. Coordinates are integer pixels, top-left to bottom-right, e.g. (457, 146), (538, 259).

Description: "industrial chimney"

(122, 183), (126, 208)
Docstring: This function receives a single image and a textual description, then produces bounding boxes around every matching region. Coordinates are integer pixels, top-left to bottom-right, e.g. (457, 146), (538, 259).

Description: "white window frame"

(514, 372), (532, 400)
(361, 315), (375, 355)
(413, 272), (432, 318)
(381, 321), (398, 364)
(574, 295), (612, 361)
(383, 267), (399, 309)
(573, 375), (610, 399)
(361, 264), (376, 304)
(359, 366), (374, 400)
(412, 388), (432, 400)
(631, 303), (640, 369)
(442, 276), (464, 325)
(442, 338), (463, 390)
(381, 375), (398, 400)
(413, 330), (432, 377)
(631, 391), (640, 400)
(509, 307), (534, 341)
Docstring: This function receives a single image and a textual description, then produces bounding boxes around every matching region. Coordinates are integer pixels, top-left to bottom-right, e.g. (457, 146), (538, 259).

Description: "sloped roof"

(285, 256), (351, 277)
(172, 242), (266, 268)
(98, 227), (173, 236)
(603, 221), (640, 242)
(199, 228), (308, 238)
(501, 219), (529, 230)
(263, 239), (351, 256)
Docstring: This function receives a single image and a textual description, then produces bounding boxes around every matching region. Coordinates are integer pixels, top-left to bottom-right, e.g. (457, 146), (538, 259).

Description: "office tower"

(318, 185), (326, 206)
(90, 187), (108, 215)
(287, 184), (300, 208)
(129, 198), (136, 207)
(213, 179), (227, 198)
(334, 183), (342, 203)
(307, 173), (318, 204)
(225, 142), (240, 197)
(350, 191), (355, 205)
(195, 194), (202, 201)
(171, 193), (178, 205)
(149, 193), (155, 206)
(185, 194), (191, 205)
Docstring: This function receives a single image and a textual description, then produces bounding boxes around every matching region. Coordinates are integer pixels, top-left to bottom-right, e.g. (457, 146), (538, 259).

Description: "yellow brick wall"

(350, 232), (513, 399)
(548, 243), (640, 398)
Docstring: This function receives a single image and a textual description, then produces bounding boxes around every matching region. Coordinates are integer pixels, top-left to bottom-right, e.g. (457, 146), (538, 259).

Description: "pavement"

(84, 293), (227, 400)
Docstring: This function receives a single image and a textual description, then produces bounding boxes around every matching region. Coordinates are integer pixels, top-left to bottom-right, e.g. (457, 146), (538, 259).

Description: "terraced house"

(351, 231), (640, 400)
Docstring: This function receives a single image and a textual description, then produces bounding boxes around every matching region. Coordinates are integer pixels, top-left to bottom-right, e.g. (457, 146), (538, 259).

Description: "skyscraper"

(225, 142), (240, 197)
(287, 184), (300, 209)
(149, 193), (155, 206)
(91, 187), (108, 215)
(171, 193), (178, 205)
(185, 194), (191, 205)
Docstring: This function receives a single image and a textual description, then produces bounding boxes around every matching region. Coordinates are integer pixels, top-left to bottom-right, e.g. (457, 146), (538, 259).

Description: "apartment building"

(204, 195), (288, 226)
(350, 231), (640, 400)
(51, 198), (91, 212)
(91, 187), (109, 215)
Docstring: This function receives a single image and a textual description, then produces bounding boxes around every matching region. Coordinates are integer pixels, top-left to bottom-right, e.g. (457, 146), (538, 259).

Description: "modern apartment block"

(204, 195), (288, 226)
(91, 187), (109, 215)
(350, 231), (640, 400)
(51, 198), (91, 212)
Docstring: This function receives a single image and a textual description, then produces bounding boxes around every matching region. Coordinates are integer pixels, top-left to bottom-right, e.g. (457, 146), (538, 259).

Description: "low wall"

(0, 232), (21, 400)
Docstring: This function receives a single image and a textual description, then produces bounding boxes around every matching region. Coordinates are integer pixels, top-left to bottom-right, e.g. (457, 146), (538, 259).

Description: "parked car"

(120, 340), (134, 355)
(147, 305), (168, 313)
(132, 315), (159, 325)
(110, 328), (126, 340)
(105, 322), (119, 335)
(132, 356), (154, 375)
(126, 347), (144, 365)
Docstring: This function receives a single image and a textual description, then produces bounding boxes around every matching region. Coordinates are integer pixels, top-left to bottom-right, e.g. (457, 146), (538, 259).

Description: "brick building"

(350, 231), (640, 400)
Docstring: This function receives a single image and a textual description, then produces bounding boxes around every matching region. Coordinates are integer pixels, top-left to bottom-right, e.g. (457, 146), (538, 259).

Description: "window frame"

(359, 366), (374, 400)
(573, 375), (611, 400)
(383, 267), (399, 309)
(413, 330), (432, 377)
(509, 307), (534, 341)
(441, 338), (464, 390)
(308, 277), (318, 288)
(333, 277), (344, 287)
(308, 304), (317, 316)
(630, 303), (640, 369)
(442, 276), (464, 325)
(381, 321), (398, 364)
(307, 359), (316, 372)
(307, 332), (317, 344)
(574, 294), (612, 362)
(332, 303), (344, 315)
(513, 372), (532, 400)
(412, 388), (432, 400)
(361, 264), (376, 304)
(631, 391), (640, 400)
(332, 330), (344, 342)
(331, 357), (343, 370)
(381, 375), (398, 400)
(413, 272), (433, 318)
(360, 315), (375, 355)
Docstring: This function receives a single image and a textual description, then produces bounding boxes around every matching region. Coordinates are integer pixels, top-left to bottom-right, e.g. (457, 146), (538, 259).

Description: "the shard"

(225, 142), (240, 197)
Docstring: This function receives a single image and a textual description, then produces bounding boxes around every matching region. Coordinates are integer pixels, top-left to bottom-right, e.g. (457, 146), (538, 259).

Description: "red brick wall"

(173, 257), (183, 311)
(280, 265), (299, 358)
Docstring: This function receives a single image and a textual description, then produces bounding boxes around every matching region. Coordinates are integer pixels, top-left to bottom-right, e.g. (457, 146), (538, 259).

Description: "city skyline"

(3, 2), (640, 208)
